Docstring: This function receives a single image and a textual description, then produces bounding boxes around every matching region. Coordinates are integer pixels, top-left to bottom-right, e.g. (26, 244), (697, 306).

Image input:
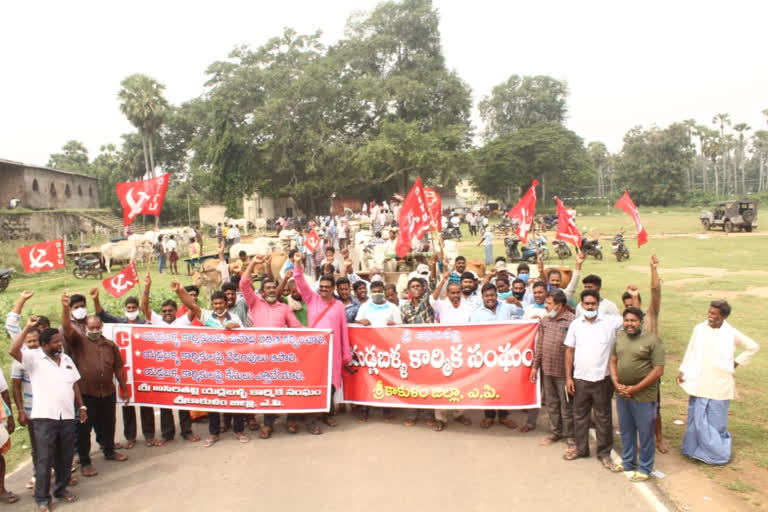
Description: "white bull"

(229, 237), (277, 259)
(224, 217), (249, 235)
(254, 217), (267, 235)
(101, 241), (138, 273)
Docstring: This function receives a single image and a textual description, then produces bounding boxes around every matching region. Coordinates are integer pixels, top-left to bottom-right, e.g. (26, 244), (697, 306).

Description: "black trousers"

(573, 377), (614, 459)
(32, 418), (76, 506)
(483, 410), (509, 420)
(79, 393), (116, 466)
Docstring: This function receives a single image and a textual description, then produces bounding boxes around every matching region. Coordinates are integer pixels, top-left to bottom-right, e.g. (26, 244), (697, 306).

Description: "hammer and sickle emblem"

(126, 188), (151, 219)
(29, 248), (54, 269)
(111, 273), (133, 294)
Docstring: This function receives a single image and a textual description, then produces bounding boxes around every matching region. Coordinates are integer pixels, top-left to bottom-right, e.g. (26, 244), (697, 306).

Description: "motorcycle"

(73, 255), (103, 280)
(442, 225), (462, 241)
(0, 268), (13, 292)
(580, 235), (603, 260)
(612, 229), (630, 262)
(504, 237), (538, 262)
(552, 239), (572, 259)
(529, 233), (549, 261)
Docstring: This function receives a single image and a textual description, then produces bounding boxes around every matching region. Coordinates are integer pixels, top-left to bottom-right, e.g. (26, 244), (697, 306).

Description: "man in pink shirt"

(240, 256), (305, 438)
(292, 253), (352, 434)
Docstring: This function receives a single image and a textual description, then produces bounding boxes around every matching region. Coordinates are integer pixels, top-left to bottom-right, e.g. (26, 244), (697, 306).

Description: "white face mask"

(125, 310), (140, 321)
(72, 307), (88, 320)
(583, 309), (598, 319)
(546, 308), (559, 319)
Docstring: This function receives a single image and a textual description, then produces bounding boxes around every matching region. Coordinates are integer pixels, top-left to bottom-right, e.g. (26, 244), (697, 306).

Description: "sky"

(2, 0), (767, 167)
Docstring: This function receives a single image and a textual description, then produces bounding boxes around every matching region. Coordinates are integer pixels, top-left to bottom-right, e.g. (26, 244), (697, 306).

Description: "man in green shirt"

(277, 270), (308, 326)
(609, 307), (665, 482)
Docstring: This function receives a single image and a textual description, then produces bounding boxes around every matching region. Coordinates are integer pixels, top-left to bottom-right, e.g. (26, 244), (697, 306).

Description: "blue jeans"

(157, 253), (166, 273)
(616, 396), (656, 475)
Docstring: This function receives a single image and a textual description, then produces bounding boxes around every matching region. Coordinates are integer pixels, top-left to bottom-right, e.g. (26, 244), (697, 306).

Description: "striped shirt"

(534, 310), (576, 378)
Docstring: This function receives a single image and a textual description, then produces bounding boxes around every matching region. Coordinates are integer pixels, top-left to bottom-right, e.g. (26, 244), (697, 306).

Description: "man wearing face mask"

(354, 281), (401, 423)
(61, 294), (129, 477)
(472, 283), (522, 429)
(11, 318), (87, 510)
(241, 256), (303, 439)
(531, 290), (576, 449)
(140, 273), (199, 444)
(91, 288), (162, 450)
(678, 301), (759, 465)
(575, 274), (619, 318)
(609, 307), (665, 481)
(563, 289), (622, 468)
(66, 294), (89, 335)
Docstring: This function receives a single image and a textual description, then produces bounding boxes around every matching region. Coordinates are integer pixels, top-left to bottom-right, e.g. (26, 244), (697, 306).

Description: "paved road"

(7, 410), (665, 511)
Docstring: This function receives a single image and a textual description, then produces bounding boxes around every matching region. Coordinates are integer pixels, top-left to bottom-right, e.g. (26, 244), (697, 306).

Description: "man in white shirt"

(564, 289), (623, 467)
(11, 317), (87, 509)
(523, 281), (549, 320)
(678, 300), (759, 465)
(574, 273), (619, 318)
(429, 271), (474, 430)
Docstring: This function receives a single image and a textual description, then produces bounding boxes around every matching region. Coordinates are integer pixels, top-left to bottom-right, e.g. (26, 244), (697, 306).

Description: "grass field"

(0, 212), (765, 501)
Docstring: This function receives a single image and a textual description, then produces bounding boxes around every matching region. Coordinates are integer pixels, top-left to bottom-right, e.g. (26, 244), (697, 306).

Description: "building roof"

(0, 158), (99, 181)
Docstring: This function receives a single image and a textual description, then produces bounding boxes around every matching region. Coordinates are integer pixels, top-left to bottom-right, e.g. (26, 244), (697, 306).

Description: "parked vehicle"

(700, 199), (758, 232)
(529, 233), (550, 261)
(504, 237), (538, 262)
(611, 229), (630, 262)
(73, 255), (103, 280)
(580, 234), (603, 260)
(442, 225), (462, 241)
(0, 268), (12, 292)
(552, 239), (572, 259)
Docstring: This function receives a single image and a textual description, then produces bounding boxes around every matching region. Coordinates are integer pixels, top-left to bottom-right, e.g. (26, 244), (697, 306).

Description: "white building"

(243, 192), (305, 221)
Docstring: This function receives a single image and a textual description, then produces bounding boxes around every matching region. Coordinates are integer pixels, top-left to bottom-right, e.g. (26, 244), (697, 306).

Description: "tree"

(752, 130), (768, 192)
(614, 123), (694, 205)
(712, 112), (731, 196)
(478, 75), (568, 140)
(47, 140), (91, 174)
(587, 142), (610, 197)
(472, 122), (592, 207)
(118, 74), (170, 178)
(733, 123), (751, 193)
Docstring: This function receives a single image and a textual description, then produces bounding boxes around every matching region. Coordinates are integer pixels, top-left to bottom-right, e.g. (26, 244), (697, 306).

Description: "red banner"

(395, 177), (431, 257)
(115, 174), (170, 226)
(422, 186), (442, 232)
(614, 190), (648, 247)
(16, 239), (65, 274)
(102, 262), (139, 298)
(506, 179), (538, 243)
(304, 228), (321, 253)
(555, 196), (581, 248)
(103, 324), (333, 413)
(343, 322), (540, 409)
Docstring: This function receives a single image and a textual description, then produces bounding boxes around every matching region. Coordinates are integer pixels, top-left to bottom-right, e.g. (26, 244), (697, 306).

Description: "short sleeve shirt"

(200, 310), (243, 328)
(564, 314), (623, 382)
(150, 311), (192, 327)
(11, 359), (33, 414)
(612, 331), (665, 402)
(22, 348), (80, 420)
(355, 302), (402, 326)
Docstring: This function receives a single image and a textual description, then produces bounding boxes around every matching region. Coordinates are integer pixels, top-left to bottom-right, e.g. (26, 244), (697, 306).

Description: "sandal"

(307, 423), (323, 435)
(403, 418), (417, 427)
(202, 435), (218, 448)
(432, 420), (445, 432)
(562, 450), (582, 461)
(357, 411), (369, 423)
(286, 422), (298, 434)
(153, 439), (166, 447)
(81, 465), (98, 477)
(565, 439), (577, 451)
(69, 476), (79, 486)
(145, 438), (157, 447)
(321, 415), (337, 427)
(600, 458), (618, 471)
(182, 433), (200, 442)
(0, 492), (19, 504)
(234, 432), (250, 443)
(123, 439), (136, 449)
(480, 417), (493, 429)
(499, 418), (518, 429)
(629, 471), (649, 482)
(55, 491), (78, 503)
(454, 415), (472, 426)
(248, 418), (260, 432)
(539, 434), (561, 446)
(114, 441), (126, 449)
(383, 412), (393, 422)
(259, 426), (273, 439)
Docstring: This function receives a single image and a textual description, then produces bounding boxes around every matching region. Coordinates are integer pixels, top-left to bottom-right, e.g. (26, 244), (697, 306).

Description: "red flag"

(17, 239), (65, 274)
(422, 186), (442, 232)
(304, 229), (321, 253)
(115, 174), (170, 227)
(102, 262), (139, 298)
(614, 190), (648, 247)
(395, 178), (431, 258)
(555, 197), (581, 249)
(506, 179), (538, 243)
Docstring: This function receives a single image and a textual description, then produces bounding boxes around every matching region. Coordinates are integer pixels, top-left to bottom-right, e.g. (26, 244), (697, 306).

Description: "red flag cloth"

(555, 197), (582, 248)
(17, 239), (65, 274)
(304, 229), (321, 253)
(115, 174), (170, 227)
(395, 177), (431, 258)
(102, 262), (139, 298)
(506, 179), (538, 243)
(422, 186), (442, 232)
(614, 190), (648, 247)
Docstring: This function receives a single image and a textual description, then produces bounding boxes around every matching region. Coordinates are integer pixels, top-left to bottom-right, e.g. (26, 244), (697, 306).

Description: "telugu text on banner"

(103, 324), (333, 413)
(343, 322), (540, 409)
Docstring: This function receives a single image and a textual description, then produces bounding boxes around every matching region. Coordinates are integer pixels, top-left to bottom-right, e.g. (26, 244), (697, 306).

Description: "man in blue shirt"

(471, 283), (522, 428)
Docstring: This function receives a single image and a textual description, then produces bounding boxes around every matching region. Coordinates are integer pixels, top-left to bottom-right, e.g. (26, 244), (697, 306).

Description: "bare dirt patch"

(627, 266), (768, 291)
(686, 286), (768, 299)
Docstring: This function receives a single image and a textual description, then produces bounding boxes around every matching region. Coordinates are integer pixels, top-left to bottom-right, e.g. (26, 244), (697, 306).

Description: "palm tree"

(733, 123), (750, 194)
(682, 119), (697, 188)
(712, 113), (731, 196)
(694, 125), (710, 191)
(753, 130), (768, 192)
(117, 74), (170, 178)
